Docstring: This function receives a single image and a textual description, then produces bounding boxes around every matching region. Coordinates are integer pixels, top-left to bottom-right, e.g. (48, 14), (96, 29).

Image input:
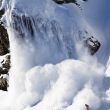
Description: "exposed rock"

(0, 67), (8, 75)
(0, 54), (10, 91)
(0, 4), (10, 91)
(0, 76), (8, 91)
(53, 0), (88, 7)
(0, 25), (9, 55)
(1, 54), (11, 70)
(53, 0), (80, 7)
(53, 0), (77, 4)
(0, 9), (4, 18)
(53, 0), (64, 4)
(0, 7), (9, 56)
(84, 36), (101, 55)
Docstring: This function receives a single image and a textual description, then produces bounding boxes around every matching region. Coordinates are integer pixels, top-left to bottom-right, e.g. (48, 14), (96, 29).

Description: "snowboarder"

(85, 104), (90, 110)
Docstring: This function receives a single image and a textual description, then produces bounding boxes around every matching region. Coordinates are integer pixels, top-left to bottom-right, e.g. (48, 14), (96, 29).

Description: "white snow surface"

(0, 0), (110, 110)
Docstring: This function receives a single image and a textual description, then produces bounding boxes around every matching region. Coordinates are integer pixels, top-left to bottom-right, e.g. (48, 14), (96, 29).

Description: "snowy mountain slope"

(82, 0), (110, 64)
(0, 0), (110, 110)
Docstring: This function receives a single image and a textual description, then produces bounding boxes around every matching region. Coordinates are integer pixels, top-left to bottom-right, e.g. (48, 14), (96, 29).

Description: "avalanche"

(0, 0), (109, 110)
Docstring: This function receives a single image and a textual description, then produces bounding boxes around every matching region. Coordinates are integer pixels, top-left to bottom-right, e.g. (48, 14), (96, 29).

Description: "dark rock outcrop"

(0, 6), (10, 91)
(0, 54), (10, 91)
(0, 76), (8, 91)
(53, 0), (77, 4)
(0, 67), (8, 75)
(53, 0), (88, 7)
(84, 36), (101, 55)
(0, 9), (5, 18)
(1, 55), (10, 70)
(0, 25), (9, 55)
(0, 7), (9, 56)
(53, 0), (80, 8)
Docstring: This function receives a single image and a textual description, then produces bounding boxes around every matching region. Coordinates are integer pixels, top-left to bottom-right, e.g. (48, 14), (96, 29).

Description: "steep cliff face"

(0, 1), (10, 91)
(0, 0), (100, 93)
(0, 25), (9, 55)
(0, 0), (109, 110)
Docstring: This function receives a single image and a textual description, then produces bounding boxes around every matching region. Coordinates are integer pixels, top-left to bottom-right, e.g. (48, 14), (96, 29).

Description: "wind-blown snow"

(0, 60), (105, 110)
(105, 57), (110, 77)
(0, 0), (110, 110)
